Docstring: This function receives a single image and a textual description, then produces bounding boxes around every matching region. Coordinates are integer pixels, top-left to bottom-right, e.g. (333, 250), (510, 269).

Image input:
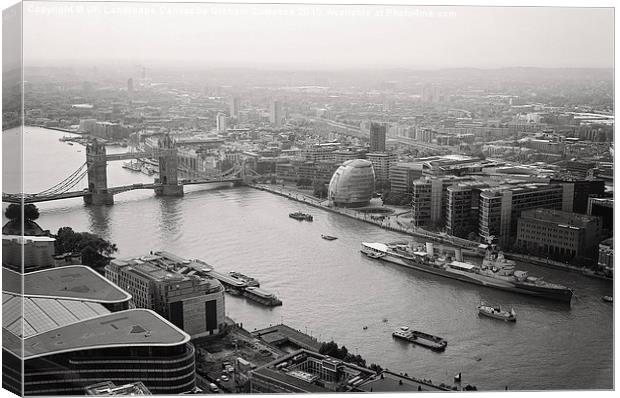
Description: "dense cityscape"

(2, 2), (615, 396)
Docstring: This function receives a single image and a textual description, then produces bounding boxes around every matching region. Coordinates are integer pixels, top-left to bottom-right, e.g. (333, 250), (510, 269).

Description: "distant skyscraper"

(216, 112), (228, 132)
(127, 78), (134, 95)
(270, 100), (282, 127)
(369, 122), (386, 152)
(229, 97), (240, 119)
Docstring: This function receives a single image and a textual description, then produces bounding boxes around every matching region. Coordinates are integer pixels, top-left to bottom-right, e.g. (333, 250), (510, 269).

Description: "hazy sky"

(21, 1), (614, 69)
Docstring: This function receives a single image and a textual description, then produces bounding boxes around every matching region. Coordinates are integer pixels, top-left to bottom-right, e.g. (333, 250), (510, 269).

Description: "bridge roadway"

(2, 178), (242, 204)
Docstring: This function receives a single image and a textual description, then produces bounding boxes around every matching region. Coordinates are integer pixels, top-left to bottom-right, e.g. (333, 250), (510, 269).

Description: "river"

(2, 127), (614, 390)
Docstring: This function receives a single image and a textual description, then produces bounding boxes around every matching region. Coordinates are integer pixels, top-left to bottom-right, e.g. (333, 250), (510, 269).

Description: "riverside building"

(479, 183), (573, 246)
(516, 209), (602, 261)
(410, 176), (472, 228)
(2, 266), (195, 395)
(105, 251), (226, 338)
(248, 349), (376, 393)
(328, 159), (375, 208)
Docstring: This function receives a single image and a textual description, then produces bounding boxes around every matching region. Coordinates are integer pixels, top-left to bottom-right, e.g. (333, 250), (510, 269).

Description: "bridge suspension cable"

(20, 162), (89, 198)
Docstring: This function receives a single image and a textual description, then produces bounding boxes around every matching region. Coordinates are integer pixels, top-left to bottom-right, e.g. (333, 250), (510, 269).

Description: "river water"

(2, 127), (614, 390)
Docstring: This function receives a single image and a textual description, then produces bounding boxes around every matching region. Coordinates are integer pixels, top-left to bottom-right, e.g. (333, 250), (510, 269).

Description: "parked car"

(209, 383), (219, 393)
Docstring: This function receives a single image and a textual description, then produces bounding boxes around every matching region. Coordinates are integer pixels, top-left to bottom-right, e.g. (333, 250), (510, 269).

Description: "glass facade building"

(328, 159), (375, 208)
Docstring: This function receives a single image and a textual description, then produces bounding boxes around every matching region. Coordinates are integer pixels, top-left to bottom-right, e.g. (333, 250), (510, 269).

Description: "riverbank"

(250, 183), (612, 281)
(504, 252), (612, 281)
(249, 183), (483, 251)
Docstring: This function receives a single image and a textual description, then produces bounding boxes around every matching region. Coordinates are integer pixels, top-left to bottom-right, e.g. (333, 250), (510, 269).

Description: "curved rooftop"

(6, 309), (190, 360)
(2, 265), (132, 303)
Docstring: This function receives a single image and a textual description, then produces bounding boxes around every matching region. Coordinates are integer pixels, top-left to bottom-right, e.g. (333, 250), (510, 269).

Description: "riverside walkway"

(249, 183), (612, 281)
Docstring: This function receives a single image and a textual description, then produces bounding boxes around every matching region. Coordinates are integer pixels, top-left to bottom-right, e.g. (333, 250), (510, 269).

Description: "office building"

(229, 97), (240, 119)
(587, 197), (613, 232)
(127, 78), (134, 96)
(328, 159), (375, 208)
(2, 266), (196, 396)
(275, 159), (340, 184)
(389, 162), (424, 194)
(516, 209), (602, 261)
(249, 349), (376, 393)
(105, 251), (226, 338)
(369, 122), (386, 152)
(550, 178), (605, 214)
(366, 152), (396, 184)
(410, 176), (471, 227)
(270, 100), (282, 127)
(479, 183), (572, 246)
(2, 234), (56, 272)
(216, 112), (228, 132)
(446, 182), (489, 238)
(79, 118), (97, 134)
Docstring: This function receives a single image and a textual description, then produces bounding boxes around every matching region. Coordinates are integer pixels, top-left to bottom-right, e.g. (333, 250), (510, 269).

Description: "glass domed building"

(328, 159), (375, 208)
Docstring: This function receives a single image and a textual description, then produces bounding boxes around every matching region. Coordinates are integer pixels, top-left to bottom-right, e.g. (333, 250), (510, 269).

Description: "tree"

(54, 227), (118, 272)
(313, 181), (328, 199)
(4, 203), (39, 222)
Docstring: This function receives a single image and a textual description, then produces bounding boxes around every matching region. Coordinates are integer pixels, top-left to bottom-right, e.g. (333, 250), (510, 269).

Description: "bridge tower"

(84, 140), (114, 205)
(154, 134), (183, 197)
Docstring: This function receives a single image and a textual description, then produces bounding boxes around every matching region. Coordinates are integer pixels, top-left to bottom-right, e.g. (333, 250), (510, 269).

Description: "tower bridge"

(3, 136), (255, 205)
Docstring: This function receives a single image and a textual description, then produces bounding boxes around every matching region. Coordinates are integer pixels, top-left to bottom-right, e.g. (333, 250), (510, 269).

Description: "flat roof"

(253, 367), (329, 392)
(2, 266), (132, 304)
(13, 309), (190, 360)
(357, 371), (447, 392)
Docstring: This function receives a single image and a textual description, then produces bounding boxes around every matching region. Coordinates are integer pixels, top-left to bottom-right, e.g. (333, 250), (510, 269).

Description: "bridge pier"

(155, 135), (184, 197)
(85, 140), (114, 206)
(83, 192), (114, 205)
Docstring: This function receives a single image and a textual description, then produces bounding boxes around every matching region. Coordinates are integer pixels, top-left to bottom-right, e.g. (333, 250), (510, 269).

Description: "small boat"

(602, 296), (613, 303)
(67, 142), (74, 146)
(454, 372), (462, 382)
(243, 287), (282, 306)
(321, 234), (338, 241)
(478, 302), (516, 322)
(363, 326), (368, 330)
(229, 271), (260, 287)
(122, 160), (142, 172)
(392, 326), (447, 351)
(289, 212), (313, 221)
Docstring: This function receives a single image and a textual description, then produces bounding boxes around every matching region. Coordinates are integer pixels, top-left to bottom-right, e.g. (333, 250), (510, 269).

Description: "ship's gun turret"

(513, 270), (529, 282)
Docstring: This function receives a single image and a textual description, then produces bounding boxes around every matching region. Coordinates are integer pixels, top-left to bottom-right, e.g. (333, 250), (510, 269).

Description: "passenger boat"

(477, 302), (516, 322)
(289, 212), (313, 221)
(361, 241), (573, 303)
(122, 160), (142, 172)
(141, 164), (155, 176)
(243, 287), (282, 306)
(602, 296), (613, 303)
(229, 271), (260, 287)
(392, 326), (448, 352)
(321, 234), (338, 241)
